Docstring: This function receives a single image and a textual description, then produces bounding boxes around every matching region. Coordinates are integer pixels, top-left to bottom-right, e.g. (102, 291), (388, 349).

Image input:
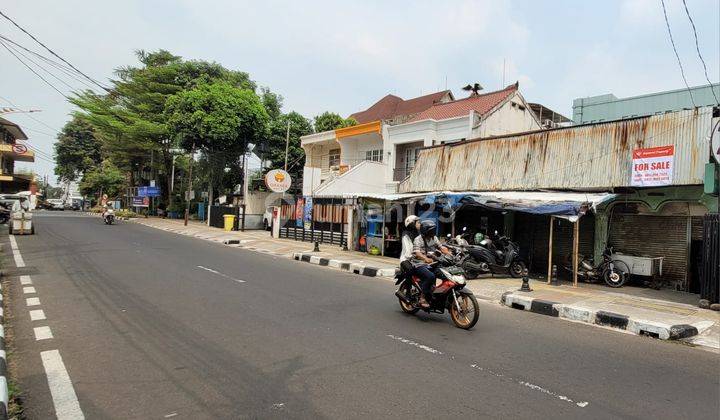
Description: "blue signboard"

(138, 186), (161, 197)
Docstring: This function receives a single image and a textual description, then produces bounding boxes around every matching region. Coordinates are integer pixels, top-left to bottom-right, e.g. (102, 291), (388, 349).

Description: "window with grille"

(328, 149), (340, 167)
(365, 149), (383, 162)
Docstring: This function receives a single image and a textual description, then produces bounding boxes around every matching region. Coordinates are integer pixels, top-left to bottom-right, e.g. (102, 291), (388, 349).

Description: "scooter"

(561, 247), (631, 288)
(103, 208), (115, 225)
(458, 230), (526, 279)
(394, 253), (479, 330)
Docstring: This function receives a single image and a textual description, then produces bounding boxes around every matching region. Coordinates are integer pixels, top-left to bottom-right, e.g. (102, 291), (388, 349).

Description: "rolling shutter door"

(608, 214), (688, 290)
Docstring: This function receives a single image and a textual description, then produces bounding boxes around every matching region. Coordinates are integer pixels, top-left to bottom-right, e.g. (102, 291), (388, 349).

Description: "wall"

(573, 83), (720, 124)
(338, 132), (383, 165)
(401, 108), (715, 193)
(475, 92), (541, 137)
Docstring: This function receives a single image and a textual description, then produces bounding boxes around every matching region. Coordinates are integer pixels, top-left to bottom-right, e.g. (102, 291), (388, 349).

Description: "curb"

(501, 292), (705, 341)
(0, 283), (7, 419)
(293, 252), (398, 279)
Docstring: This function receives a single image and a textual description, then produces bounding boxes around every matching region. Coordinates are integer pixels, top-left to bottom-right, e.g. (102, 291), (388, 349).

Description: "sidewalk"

(132, 217), (719, 351)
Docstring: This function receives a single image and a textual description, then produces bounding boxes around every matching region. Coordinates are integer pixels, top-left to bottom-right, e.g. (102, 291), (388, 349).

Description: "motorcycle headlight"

(451, 274), (466, 285)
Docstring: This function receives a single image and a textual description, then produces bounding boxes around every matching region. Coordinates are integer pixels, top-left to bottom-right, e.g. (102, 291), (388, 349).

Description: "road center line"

(9, 235), (25, 268)
(40, 350), (85, 420)
(196, 265), (246, 283)
(386, 334), (443, 355)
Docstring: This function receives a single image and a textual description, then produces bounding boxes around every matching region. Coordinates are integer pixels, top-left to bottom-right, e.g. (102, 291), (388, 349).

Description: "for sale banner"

(630, 145), (674, 187)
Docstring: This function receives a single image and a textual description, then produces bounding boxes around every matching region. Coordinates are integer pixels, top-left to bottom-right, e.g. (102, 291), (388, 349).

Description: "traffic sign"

(12, 144), (28, 154)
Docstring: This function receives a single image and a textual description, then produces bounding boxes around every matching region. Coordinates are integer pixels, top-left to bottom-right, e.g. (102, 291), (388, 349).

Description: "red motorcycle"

(394, 254), (479, 330)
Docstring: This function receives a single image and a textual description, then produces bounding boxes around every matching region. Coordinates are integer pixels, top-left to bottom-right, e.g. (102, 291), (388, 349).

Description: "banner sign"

(631, 145), (674, 187)
(295, 197), (304, 227)
(265, 169), (292, 193)
(138, 186), (161, 197)
(132, 196), (150, 207)
(303, 196), (313, 230)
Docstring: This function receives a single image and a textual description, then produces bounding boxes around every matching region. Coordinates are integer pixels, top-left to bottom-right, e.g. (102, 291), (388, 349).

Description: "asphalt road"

(5, 213), (719, 419)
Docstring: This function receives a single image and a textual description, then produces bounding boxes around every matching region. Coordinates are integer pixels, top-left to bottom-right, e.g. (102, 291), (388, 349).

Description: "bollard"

(551, 264), (560, 286)
(313, 241), (320, 252)
(519, 268), (532, 292)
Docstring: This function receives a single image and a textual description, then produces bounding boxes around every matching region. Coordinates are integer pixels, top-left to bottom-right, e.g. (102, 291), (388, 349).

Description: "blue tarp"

(437, 193), (592, 218)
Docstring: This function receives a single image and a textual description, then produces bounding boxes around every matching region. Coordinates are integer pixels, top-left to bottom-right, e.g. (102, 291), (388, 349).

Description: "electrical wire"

(0, 38), (69, 99)
(0, 94), (61, 132)
(0, 34), (97, 91)
(660, 0), (696, 107)
(681, 0), (720, 105)
(2, 37), (78, 92)
(0, 10), (109, 91)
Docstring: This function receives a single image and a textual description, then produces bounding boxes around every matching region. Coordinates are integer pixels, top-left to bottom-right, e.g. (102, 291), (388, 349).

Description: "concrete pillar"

(593, 211), (609, 264)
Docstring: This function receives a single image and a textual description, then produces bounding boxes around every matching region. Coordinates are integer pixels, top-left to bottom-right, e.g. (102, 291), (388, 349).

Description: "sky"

(1, 0), (719, 184)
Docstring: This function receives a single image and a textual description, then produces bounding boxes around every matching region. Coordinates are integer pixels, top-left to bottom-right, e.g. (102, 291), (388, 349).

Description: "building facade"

(0, 116), (35, 193)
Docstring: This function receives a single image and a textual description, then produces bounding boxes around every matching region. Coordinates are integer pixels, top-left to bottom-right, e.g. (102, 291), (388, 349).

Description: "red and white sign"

(12, 143), (28, 154)
(631, 145), (674, 187)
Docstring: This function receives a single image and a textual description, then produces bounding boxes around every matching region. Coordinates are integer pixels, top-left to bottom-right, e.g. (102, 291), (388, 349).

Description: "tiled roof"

(409, 83), (518, 122)
(350, 90), (451, 123)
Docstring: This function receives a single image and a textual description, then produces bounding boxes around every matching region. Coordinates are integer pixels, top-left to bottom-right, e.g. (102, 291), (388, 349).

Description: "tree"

(71, 49), (255, 204)
(36, 178), (64, 199)
(79, 160), (126, 199)
(313, 111), (357, 132)
(54, 116), (102, 183)
(165, 82), (269, 202)
(264, 112), (313, 180)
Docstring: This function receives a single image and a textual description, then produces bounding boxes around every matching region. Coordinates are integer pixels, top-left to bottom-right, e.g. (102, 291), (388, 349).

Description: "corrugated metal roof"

(400, 107), (715, 193)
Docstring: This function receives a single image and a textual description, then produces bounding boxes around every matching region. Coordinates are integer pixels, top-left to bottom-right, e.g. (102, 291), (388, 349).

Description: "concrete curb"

(0, 284), (7, 419)
(293, 252), (398, 279)
(501, 292), (705, 341)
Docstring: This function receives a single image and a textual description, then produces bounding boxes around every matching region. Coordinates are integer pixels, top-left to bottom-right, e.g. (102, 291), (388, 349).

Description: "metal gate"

(700, 213), (719, 304)
(278, 199), (348, 247)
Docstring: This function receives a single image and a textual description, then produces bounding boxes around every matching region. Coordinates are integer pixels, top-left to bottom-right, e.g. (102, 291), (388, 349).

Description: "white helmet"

(404, 215), (419, 228)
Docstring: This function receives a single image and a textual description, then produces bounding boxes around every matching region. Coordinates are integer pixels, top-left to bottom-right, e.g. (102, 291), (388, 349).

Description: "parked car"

(46, 199), (65, 210)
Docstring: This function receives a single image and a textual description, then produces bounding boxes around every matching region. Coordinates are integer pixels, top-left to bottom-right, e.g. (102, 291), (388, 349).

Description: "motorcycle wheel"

(450, 293), (479, 330)
(603, 260), (630, 288)
(398, 284), (419, 314)
(509, 261), (526, 278)
(462, 262), (479, 280)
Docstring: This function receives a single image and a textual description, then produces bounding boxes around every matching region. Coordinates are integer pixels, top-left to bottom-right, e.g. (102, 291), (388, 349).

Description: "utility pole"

(284, 120), (291, 171)
(184, 142), (195, 226)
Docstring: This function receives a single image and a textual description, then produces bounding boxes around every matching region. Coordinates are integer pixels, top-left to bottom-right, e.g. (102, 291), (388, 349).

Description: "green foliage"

(54, 116), (102, 182)
(264, 112), (313, 179)
(115, 209), (138, 218)
(79, 160), (126, 198)
(165, 82), (269, 153)
(313, 111), (357, 132)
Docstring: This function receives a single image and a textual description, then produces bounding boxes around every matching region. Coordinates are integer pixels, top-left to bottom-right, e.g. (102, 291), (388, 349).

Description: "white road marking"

(29, 309), (46, 321)
(23, 286), (36, 294)
(386, 334), (443, 355)
(469, 364), (589, 408)
(9, 235), (25, 267)
(34, 326), (53, 340)
(20, 275), (32, 285)
(196, 266), (246, 283)
(26, 297), (41, 306)
(40, 350), (85, 420)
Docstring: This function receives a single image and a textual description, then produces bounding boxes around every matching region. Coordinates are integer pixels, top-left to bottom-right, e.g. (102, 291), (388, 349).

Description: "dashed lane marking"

(41, 350), (85, 419)
(196, 265), (246, 284)
(9, 235), (25, 267)
(34, 326), (53, 340)
(20, 275), (32, 285)
(23, 286), (36, 294)
(26, 297), (41, 307)
(29, 309), (46, 321)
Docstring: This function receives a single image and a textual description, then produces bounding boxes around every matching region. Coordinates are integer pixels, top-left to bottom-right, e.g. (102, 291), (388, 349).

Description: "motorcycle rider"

(412, 219), (451, 308)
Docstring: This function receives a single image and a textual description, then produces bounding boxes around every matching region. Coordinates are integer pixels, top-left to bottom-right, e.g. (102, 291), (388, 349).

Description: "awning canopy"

(354, 190), (616, 221)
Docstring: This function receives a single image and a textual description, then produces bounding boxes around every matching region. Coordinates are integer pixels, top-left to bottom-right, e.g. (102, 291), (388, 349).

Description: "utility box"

(704, 162), (718, 194)
(611, 252), (663, 277)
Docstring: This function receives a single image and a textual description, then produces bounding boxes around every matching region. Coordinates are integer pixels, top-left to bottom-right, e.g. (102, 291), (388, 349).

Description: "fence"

(700, 213), (719, 304)
(209, 205), (240, 229)
(278, 199), (349, 247)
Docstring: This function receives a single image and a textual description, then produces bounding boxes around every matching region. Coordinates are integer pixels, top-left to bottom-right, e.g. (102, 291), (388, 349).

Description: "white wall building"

(301, 83), (545, 196)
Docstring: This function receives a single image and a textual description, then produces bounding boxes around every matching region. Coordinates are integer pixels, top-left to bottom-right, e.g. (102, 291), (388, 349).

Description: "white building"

(301, 83), (545, 196)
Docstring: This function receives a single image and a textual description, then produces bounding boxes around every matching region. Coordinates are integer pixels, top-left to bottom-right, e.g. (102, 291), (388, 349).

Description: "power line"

(0, 10), (109, 91)
(681, 0), (720, 105)
(0, 38), (69, 99)
(0, 94), (61, 132)
(660, 0), (696, 107)
(2, 37), (78, 92)
(0, 34), (98, 91)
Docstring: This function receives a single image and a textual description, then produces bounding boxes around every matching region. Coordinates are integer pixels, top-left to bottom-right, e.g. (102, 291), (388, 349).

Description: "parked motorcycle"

(0, 205), (10, 225)
(451, 229), (525, 279)
(103, 208), (115, 225)
(394, 253), (479, 329)
(562, 247), (630, 288)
